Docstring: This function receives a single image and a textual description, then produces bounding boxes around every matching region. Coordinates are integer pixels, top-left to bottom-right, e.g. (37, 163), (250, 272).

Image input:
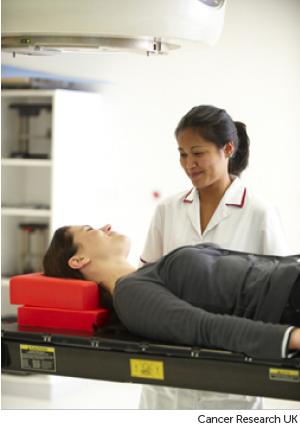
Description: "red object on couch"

(10, 273), (110, 331)
(18, 306), (110, 331)
(10, 273), (101, 310)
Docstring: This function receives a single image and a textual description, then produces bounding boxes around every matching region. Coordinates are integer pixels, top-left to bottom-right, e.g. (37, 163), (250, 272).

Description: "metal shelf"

(1, 207), (51, 217)
(1, 158), (52, 167)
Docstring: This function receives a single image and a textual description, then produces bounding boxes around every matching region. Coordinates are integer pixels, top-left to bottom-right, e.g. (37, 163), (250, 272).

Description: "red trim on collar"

(140, 257), (147, 264)
(226, 188), (247, 208)
(183, 188), (194, 203)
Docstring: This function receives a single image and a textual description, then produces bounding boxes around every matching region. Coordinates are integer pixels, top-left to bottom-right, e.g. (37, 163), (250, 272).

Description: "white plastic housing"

(1, 0), (226, 55)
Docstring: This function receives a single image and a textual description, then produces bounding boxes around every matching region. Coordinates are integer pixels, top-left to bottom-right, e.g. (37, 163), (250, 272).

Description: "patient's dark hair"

(175, 105), (250, 176)
(43, 226), (114, 314)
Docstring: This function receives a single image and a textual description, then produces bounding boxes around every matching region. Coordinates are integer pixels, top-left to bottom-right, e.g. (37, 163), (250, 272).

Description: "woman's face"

(69, 224), (131, 262)
(177, 128), (231, 191)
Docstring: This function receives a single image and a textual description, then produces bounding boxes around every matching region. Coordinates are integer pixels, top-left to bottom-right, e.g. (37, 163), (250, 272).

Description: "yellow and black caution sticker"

(269, 368), (299, 383)
(20, 345), (56, 372)
(130, 359), (164, 380)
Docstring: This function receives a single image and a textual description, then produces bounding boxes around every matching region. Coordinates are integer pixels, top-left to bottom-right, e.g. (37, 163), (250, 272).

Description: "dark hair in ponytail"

(231, 121), (250, 176)
(175, 105), (250, 176)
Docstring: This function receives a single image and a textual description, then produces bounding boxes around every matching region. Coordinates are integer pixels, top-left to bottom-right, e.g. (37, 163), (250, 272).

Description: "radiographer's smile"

(188, 171), (203, 178)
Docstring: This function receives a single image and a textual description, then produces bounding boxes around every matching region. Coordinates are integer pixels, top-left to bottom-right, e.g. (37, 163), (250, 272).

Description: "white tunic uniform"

(139, 177), (290, 409)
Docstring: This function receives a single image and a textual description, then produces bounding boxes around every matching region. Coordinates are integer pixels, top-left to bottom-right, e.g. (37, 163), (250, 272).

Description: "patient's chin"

(119, 234), (131, 257)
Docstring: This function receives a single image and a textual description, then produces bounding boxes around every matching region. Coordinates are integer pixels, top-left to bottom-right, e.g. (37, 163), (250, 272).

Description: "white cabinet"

(1, 89), (102, 318)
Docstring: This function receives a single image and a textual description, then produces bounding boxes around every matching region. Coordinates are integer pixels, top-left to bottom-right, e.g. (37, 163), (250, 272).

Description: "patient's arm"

(288, 328), (300, 351)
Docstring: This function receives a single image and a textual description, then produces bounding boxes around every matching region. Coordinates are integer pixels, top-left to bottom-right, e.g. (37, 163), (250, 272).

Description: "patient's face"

(69, 225), (131, 261)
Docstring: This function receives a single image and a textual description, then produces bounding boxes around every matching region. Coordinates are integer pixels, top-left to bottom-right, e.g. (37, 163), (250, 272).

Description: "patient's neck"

(106, 262), (137, 295)
(85, 258), (137, 297)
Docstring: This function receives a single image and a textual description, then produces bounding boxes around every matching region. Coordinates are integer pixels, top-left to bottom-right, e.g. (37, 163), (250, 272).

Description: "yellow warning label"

(130, 359), (164, 380)
(269, 368), (299, 383)
(20, 345), (56, 372)
(20, 345), (54, 353)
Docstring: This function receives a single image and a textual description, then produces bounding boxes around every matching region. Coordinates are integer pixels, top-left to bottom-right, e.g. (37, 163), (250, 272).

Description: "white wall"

(3, 0), (300, 262)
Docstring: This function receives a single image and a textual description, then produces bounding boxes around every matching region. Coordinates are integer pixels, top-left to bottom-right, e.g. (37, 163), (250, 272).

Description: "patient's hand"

(288, 328), (300, 351)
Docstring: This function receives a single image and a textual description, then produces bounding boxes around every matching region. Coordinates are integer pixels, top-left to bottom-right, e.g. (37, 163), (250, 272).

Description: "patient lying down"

(43, 224), (300, 360)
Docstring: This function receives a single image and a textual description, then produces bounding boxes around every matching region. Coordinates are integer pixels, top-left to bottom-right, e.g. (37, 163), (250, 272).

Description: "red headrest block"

(18, 306), (110, 331)
(10, 273), (101, 311)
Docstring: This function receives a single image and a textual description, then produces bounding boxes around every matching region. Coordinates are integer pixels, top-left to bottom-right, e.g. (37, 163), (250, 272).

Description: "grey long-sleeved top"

(114, 243), (300, 359)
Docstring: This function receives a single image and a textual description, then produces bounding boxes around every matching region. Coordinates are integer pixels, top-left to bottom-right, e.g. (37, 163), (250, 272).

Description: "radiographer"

(138, 105), (290, 410)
